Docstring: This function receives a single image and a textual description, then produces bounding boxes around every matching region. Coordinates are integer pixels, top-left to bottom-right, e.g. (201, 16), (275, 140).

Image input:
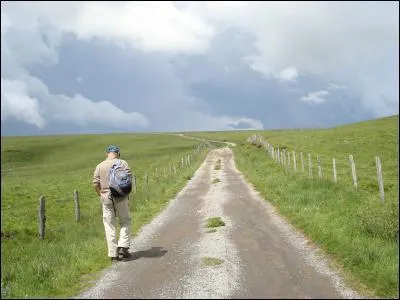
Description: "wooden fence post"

(74, 190), (80, 222)
(293, 151), (297, 172)
(181, 157), (184, 169)
(169, 163), (172, 175)
(277, 148), (280, 163)
(317, 155), (322, 179)
(349, 154), (358, 189)
(156, 168), (158, 182)
(285, 150), (289, 172)
(308, 153), (313, 178)
(284, 149), (287, 167)
(174, 165), (177, 174)
(300, 152), (304, 173)
(375, 156), (385, 202)
(287, 151), (291, 170)
(164, 167), (167, 179)
(133, 174), (137, 193)
(332, 158), (337, 183)
(144, 173), (148, 192)
(38, 196), (46, 240)
(278, 148), (281, 164)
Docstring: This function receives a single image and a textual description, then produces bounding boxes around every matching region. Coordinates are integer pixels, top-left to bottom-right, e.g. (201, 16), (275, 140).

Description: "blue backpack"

(109, 159), (132, 197)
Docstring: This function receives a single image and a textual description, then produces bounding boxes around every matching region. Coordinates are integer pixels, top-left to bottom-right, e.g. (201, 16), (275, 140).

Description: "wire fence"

(34, 141), (213, 240)
(247, 134), (398, 203)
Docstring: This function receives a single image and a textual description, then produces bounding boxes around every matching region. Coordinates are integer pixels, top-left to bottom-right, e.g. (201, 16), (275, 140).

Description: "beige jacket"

(93, 157), (132, 198)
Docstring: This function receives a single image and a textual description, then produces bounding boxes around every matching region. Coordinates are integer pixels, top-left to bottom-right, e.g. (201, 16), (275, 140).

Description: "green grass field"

(1, 115), (398, 298)
(1, 133), (209, 298)
(188, 115), (399, 298)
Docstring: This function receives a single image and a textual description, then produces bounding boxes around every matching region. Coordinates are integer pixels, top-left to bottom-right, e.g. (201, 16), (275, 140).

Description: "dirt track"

(77, 148), (362, 299)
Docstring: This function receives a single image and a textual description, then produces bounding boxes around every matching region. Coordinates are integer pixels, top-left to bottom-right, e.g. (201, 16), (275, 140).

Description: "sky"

(1, 1), (399, 136)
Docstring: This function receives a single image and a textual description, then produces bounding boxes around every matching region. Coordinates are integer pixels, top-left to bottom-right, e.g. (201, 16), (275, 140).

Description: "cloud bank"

(1, 1), (398, 135)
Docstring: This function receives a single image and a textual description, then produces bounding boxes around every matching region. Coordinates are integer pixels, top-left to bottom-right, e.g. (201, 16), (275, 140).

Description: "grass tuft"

(206, 217), (225, 228)
(202, 257), (224, 266)
(214, 159), (222, 170)
(212, 178), (221, 184)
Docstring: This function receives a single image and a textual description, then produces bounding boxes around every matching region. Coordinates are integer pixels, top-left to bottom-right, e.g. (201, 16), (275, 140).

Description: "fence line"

(247, 134), (389, 202)
(36, 141), (211, 240)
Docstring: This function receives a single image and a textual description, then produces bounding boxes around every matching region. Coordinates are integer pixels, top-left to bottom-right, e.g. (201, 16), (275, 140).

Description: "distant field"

(188, 115), (399, 298)
(1, 133), (208, 298)
(188, 115), (399, 200)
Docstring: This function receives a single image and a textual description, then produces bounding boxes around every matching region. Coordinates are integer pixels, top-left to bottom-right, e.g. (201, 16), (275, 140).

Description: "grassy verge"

(196, 115), (399, 298)
(1, 133), (210, 298)
(234, 144), (398, 298)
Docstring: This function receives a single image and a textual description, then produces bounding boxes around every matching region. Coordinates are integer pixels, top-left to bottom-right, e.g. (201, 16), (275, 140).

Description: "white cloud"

(1, 2), (150, 131)
(277, 67), (299, 82)
(1, 1), (398, 133)
(3, 1), (215, 55)
(51, 94), (149, 128)
(1, 78), (46, 128)
(301, 90), (330, 104)
(327, 82), (346, 90)
(1, 75), (149, 130)
(185, 1), (399, 115)
(177, 112), (264, 132)
(225, 116), (264, 130)
(2, 1), (264, 133)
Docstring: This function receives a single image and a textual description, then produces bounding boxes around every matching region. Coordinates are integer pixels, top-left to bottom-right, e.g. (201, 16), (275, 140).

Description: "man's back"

(93, 145), (133, 261)
(93, 158), (131, 197)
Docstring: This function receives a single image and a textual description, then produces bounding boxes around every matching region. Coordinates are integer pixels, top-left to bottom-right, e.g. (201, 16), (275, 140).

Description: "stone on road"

(77, 148), (361, 299)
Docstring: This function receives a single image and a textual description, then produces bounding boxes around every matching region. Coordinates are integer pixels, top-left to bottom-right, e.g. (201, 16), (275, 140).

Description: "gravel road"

(77, 147), (362, 299)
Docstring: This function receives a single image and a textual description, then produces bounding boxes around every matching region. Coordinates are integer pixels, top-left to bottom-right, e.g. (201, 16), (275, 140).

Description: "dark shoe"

(111, 256), (120, 263)
(118, 247), (131, 259)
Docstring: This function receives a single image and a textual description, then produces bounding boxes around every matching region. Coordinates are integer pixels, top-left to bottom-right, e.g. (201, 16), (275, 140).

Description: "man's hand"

(94, 184), (101, 196)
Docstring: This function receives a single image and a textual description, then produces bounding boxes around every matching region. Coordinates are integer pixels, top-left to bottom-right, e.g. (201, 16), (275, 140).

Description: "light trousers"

(101, 195), (132, 257)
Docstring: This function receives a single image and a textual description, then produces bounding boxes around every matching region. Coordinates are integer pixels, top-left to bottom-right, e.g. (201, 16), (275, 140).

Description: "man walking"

(93, 145), (132, 262)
